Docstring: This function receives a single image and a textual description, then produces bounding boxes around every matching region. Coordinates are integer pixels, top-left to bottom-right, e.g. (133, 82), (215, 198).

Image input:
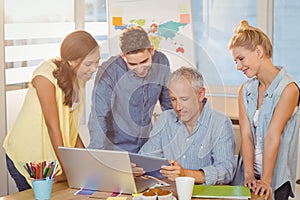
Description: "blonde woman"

(228, 20), (300, 200)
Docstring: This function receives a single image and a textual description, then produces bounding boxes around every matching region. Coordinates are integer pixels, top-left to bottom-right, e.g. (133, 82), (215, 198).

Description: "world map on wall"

(107, 0), (196, 70)
(114, 19), (188, 54)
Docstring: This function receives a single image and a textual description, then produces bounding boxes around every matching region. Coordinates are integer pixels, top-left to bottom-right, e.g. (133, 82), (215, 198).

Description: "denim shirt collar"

(264, 66), (285, 99)
(246, 66), (285, 100)
(244, 67), (286, 137)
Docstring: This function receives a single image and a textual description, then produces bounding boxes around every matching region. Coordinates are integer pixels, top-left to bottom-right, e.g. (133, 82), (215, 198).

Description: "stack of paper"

(192, 185), (251, 199)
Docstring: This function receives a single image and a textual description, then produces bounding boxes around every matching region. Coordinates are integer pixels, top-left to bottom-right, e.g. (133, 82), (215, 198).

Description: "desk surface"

(0, 181), (265, 200)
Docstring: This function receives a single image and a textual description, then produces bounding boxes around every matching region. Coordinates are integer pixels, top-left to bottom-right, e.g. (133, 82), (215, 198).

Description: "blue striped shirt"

(139, 100), (236, 185)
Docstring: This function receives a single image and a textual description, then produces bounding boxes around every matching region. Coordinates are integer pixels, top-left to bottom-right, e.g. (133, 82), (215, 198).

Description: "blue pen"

(50, 163), (58, 179)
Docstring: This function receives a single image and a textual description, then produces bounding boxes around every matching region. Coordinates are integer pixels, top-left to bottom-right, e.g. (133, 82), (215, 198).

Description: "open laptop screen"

(58, 147), (158, 194)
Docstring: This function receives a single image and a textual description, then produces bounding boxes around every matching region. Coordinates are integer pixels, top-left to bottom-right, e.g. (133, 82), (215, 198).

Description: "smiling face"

(73, 47), (100, 82)
(122, 48), (154, 78)
(230, 46), (262, 78)
(168, 78), (205, 125)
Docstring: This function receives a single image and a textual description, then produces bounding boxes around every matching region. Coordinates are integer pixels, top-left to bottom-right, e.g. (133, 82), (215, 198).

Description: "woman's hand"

(52, 172), (67, 183)
(254, 179), (272, 200)
(244, 175), (257, 192)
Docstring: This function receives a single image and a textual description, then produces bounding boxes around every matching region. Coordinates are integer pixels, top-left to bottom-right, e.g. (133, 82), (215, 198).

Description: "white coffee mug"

(175, 177), (195, 200)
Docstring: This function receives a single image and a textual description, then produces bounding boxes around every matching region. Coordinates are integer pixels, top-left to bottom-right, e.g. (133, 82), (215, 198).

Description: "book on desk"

(192, 185), (251, 199)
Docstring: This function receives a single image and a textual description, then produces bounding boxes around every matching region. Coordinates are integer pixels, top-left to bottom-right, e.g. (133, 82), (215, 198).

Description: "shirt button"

(186, 138), (189, 142)
(183, 155), (186, 159)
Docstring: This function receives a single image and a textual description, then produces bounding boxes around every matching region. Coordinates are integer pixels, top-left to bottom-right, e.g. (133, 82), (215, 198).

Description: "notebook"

(58, 147), (158, 194)
(192, 185), (251, 199)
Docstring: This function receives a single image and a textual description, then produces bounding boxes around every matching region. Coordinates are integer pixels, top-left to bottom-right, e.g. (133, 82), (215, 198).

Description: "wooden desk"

(0, 181), (265, 200)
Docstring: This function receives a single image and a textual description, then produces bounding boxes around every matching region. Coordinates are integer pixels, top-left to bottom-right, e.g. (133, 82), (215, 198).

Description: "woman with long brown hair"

(3, 30), (100, 191)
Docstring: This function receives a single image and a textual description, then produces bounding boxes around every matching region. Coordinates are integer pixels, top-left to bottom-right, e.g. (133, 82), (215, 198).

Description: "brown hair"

(119, 26), (151, 54)
(228, 20), (273, 58)
(52, 30), (98, 107)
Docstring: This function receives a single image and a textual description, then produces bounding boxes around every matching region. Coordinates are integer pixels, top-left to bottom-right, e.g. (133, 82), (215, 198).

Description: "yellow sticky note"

(179, 4), (189, 13)
(132, 193), (142, 197)
(107, 197), (127, 200)
(112, 17), (123, 26)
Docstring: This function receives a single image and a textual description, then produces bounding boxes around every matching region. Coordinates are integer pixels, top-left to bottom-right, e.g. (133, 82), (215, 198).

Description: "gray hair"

(119, 26), (151, 54)
(168, 67), (204, 93)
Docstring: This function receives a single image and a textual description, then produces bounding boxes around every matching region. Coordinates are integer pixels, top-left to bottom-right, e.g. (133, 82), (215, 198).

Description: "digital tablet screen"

(128, 153), (169, 174)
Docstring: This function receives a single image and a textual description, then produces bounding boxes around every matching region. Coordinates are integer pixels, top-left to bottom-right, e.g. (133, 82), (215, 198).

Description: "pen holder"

(32, 178), (53, 200)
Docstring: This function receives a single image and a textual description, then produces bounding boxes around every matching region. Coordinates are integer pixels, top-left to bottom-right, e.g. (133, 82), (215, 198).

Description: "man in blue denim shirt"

(139, 67), (236, 185)
(88, 26), (172, 153)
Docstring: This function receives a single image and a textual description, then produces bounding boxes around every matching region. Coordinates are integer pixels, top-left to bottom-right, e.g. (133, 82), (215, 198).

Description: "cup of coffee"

(175, 177), (195, 200)
(157, 190), (173, 200)
(149, 188), (162, 194)
(142, 190), (157, 200)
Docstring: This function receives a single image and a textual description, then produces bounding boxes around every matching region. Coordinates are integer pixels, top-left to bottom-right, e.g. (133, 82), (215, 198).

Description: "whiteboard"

(106, 0), (196, 71)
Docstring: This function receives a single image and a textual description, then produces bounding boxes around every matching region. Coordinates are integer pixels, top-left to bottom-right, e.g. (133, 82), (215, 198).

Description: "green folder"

(192, 185), (251, 199)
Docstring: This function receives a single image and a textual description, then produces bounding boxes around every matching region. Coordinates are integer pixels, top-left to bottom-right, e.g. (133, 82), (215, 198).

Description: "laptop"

(58, 147), (159, 194)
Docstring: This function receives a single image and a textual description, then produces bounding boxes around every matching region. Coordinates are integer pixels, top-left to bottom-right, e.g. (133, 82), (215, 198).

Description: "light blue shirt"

(139, 99), (236, 185)
(88, 51), (172, 153)
(232, 67), (300, 197)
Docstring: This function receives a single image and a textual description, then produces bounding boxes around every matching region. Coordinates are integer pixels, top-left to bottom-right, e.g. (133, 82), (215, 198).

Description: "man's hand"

(160, 160), (185, 181)
(131, 162), (145, 177)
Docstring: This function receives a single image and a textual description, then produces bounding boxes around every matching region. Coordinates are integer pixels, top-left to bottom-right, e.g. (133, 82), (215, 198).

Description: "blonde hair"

(228, 20), (273, 58)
